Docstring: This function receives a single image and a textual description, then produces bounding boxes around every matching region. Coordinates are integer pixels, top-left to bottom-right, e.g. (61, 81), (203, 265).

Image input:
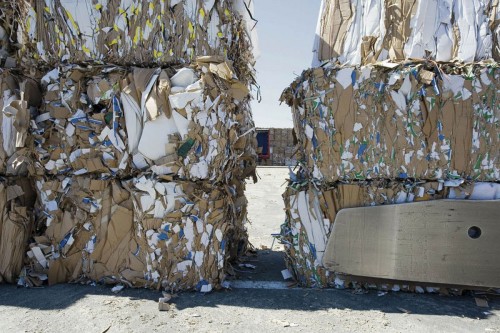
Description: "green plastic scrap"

(178, 138), (196, 158)
(354, 172), (365, 180)
(473, 154), (483, 170)
(464, 66), (475, 80)
(104, 112), (113, 125)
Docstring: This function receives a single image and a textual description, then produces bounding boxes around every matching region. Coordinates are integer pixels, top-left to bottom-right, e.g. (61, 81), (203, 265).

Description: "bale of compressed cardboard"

(1, 69), (41, 176)
(15, 0), (257, 70)
(268, 128), (296, 166)
(23, 175), (249, 291)
(0, 177), (35, 283)
(124, 175), (249, 291)
(314, 0), (500, 66)
(281, 62), (500, 182)
(32, 59), (257, 182)
(280, 179), (499, 288)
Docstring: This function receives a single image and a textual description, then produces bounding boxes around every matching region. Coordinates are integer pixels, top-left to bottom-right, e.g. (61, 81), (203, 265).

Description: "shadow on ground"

(234, 250), (287, 281)
(0, 268), (497, 321)
(0, 248), (496, 320)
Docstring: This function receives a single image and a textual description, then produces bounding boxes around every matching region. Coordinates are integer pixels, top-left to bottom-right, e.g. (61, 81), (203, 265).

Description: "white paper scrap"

(281, 269), (293, 280)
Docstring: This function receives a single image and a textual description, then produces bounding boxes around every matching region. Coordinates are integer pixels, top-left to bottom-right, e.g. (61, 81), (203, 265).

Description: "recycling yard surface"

(0, 167), (499, 333)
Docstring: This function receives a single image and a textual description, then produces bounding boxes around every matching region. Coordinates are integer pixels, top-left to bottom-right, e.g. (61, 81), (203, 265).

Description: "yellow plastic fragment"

(188, 21), (195, 39)
(154, 50), (163, 58)
(95, 4), (102, 10)
(65, 9), (80, 33)
(133, 27), (141, 45)
(82, 44), (91, 54)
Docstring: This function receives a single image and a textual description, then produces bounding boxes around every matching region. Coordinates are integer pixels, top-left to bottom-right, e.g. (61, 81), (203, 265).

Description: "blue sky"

(250, 0), (322, 128)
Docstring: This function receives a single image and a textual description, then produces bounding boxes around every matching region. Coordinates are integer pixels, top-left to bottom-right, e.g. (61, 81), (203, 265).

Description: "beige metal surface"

(323, 200), (500, 288)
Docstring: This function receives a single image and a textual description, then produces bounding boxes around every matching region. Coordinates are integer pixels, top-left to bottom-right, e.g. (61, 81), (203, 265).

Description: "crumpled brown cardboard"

(281, 62), (500, 183)
(0, 177), (35, 283)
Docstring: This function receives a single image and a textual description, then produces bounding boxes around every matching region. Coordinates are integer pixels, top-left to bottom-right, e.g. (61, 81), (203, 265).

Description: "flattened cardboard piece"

(90, 205), (134, 275)
(323, 200), (500, 288)
(6, 185), (24, 202)
(48, 257), (71, 286)
(0, 207), (32, 283)
(0, 177), (35, 284)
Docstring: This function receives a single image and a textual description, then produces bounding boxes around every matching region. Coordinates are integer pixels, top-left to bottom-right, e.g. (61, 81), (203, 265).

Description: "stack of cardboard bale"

(269, 128), (296, 166)
(280, 0), (499, 289)
(0, 0), (258, 292)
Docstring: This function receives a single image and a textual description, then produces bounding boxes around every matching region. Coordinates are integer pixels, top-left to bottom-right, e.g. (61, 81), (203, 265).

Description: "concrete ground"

(0, 167), (499, 333)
